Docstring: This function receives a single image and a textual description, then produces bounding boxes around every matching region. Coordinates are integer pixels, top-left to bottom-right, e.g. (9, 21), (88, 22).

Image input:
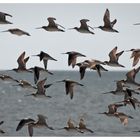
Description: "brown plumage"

(62, 51), (86, 68)
(104, 46), (125, 67)
(97, 9), (118, 33)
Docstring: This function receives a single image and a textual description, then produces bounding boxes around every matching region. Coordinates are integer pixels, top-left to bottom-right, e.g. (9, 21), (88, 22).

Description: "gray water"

(0, 70), (140, 137)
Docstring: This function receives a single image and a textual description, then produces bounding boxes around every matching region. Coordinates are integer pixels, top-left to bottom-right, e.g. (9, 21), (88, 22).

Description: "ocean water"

(0, 70), (140, 137)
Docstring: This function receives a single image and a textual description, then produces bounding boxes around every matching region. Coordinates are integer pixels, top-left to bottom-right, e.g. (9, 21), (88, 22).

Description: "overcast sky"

(0, 3), (140, 71)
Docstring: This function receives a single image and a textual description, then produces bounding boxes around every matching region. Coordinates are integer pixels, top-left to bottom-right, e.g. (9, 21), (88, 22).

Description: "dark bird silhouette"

(62, 51), (86, 68)
(96, 9), (119, 33)
(36, 17), (65, 32)
(0, 11), (12, 24)
(69, 19), (94, 34)
(32, 51), (57, 70)
(16, 114), (54, 136)
(2, 28), (30, 36)
(56, 79), (84, 99)
(29, 66), (53, 84)
(0, 121), (5, 134)
(76, 61), (89, 80)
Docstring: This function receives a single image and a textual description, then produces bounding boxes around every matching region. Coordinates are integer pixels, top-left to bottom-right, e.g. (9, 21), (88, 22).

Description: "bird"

(26, 78), (52, 98)
(69, 19), (94, 34)
(104, 46), (125, 67)
(62, 51), (86, 68)
(85, 59), (108, 77)
(96, 8), (119, 33)
(56, 79), (84, 99)
(32, 51), (57, 70)
(125, 49), (140, 67)
(0, 121), (5, 134)
(0, 74), (18, 82)
(101, 80), (127, 95)
(16, 114), (54, 136)
(114, 112), (133, 126)
(12, 51), (31, 73)
(12, 80), (36, 89)
(122, 67), (140, 89)
(1, 28), (30, 36)
(29, 66), (53, 84)
(115, 88), (140, 110)
(0, 11), (12, 24)
(36, 17), (65, 32)
(76, 61), (90, 80)
(76, 118), (94, 133)
(99, 103), (124, 116)
(58, 118), (82, 133)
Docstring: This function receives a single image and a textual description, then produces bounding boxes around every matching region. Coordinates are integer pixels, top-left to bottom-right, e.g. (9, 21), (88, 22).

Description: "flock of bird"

(0, 8), (140, 136)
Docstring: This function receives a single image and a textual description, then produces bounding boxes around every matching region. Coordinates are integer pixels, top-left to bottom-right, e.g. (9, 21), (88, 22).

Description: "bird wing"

(95, 64), (101, 77)
(16, 119), (35, 131)
(111, 19), (117, 27)
(37, 114), (47, 125)
(43, 59), (48, 70)
(119, 117), (128, 126)
(37, 78), (46, 95)
(28, 124), (33, 137)
(109, 46), (117, 62)
(126, 69), (135, 82)
(34, 67), (40, 84)
(116, 51), (124, 61)
(17, 51), (26, 69)
(133, 54), (140, 67)
(68, 54), (77, 68)
(79, 66), (87, 80)
(65, 81), (70, 95)
(103, 9), (111, 27)
(80, 19), (89, 30)
(48, 17), (57, 28)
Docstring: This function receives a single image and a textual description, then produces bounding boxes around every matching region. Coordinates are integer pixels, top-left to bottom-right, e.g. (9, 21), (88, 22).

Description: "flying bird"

(104, 46), (125, 67)
(2, 28), (30, 36)
(96, 9), (119, 33)
(125, 49), (140, 67)
(0, 11), (12, 24)
(69, 19), (94, 34)
(62, 51), (86, 68)
(56, 79), (84, 99)
(36, 17), (65, 32)
(26, 78), (52, 98)
(32, 51), (57, 70)
(12, 51), (31, 73)
(16, 114), (54, 136)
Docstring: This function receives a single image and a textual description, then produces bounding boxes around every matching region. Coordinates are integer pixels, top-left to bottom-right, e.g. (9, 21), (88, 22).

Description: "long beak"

(68, 28), (74, 30)
(1, 30), (9, 33)
(35, 27), (42, 29)
(31, 55), (39, 57)
(93, 27), (99, 29)
(55, 80), (63, 83)
(133, 23), (140, 25)
(124, 50), (131, 52)
(61, 53), (67, 54)
(98, 113), (104, 114)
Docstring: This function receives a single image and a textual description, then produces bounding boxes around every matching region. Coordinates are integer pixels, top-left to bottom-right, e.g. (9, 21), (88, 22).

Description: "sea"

(0, 70), (140, 137)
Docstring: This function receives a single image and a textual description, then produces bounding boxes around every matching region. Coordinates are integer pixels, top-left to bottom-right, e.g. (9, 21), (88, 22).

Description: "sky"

(0, 3), (140, 71)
